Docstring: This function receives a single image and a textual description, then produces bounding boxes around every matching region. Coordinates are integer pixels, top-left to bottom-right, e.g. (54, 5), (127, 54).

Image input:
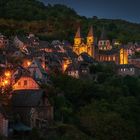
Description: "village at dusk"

(0, 0), (140, 140)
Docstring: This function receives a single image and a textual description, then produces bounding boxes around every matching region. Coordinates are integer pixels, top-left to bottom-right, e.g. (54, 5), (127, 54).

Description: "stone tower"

(73, 27), (82, 55)
(87, 26), (94, 57)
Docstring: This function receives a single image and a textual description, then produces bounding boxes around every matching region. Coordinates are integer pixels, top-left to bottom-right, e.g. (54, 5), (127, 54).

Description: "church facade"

(73, 26), (128, 65)
(73, 26), (94, 58)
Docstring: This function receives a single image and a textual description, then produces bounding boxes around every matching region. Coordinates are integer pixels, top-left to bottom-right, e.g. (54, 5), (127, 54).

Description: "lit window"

(113, 56), (116, 61)
(24, 80), (27, 86)
(18, 82), (21, 85)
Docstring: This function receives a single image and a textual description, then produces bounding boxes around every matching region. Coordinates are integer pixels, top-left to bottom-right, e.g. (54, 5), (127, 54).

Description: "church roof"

(100, 27), (108, 40)
(98, 48), (120, 55)
(79, 53), (94, 63)
(75, 27), (81, 38)
(87, 26), (94, 37)
(11, 90), (44, 107)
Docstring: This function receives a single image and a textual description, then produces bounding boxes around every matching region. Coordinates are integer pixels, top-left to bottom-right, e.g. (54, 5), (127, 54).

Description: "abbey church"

(73, 26), (94, 57)
(73, 26), (128, 65)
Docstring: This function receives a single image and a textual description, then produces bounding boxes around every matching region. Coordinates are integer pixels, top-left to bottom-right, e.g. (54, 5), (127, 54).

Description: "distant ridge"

(0, 0), (140, 42)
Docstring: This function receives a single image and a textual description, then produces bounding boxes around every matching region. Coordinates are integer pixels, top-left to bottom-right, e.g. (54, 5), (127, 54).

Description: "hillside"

(0, 0), (140, 42)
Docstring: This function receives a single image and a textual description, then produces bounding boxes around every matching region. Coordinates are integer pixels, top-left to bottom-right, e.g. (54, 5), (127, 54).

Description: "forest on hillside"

(40, 64), (140, 140)
(0, 0), (140, 43)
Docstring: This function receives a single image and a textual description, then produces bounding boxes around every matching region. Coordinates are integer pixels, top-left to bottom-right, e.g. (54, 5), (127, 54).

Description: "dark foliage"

(0, 0), (140, 42)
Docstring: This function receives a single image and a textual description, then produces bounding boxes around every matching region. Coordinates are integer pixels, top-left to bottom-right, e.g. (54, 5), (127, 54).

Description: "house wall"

(68, 70), (79, 78)
(0, 37), (8, 48)
(30, 106), (53, 129)
(0, 114), (8, 137)
(118, 68), (135, 76)
(13, 77), (39, 90)
(97, 54), (119, 64)
(98, 40), (111, 50)
(129, 59), (140, 68)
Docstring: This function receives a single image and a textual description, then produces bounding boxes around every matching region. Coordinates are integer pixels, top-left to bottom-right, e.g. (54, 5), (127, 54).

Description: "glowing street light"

(27, 61), (31, 67)
(5, 71), (11, 78)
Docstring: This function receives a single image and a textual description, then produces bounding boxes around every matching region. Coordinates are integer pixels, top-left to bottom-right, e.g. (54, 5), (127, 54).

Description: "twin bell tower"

(73, 26), (95, 57)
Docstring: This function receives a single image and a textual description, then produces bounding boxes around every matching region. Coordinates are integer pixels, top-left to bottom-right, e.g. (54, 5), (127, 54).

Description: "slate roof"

(5, 43), (19, 53)
(66, 49), (78, 60)
(66, 61), (88, 72)
(100, 27), (108, 40)
(16, 35), (29, 44)
(33, 58), (47, 75)
(11, 90), (44, 107)
(14, 66), (31, 80)
(45, 52), (60, 64)
(16, 35), (39, 47)
(79, 52), (94, 63)
(39, 41), (50, 49)
(66, 63), (79, 71)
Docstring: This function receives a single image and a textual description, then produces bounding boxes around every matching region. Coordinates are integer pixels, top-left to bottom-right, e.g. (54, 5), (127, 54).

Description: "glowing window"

(18, 82), (21, 85)
(24, 80), (27, 86)
(113, 56), (116, 61)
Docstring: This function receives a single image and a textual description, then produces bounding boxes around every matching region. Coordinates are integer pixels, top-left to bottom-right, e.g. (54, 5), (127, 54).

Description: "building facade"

(73, 26), (128, 65)
(0, 105), (8, 137)
(73, 26), (94, 58)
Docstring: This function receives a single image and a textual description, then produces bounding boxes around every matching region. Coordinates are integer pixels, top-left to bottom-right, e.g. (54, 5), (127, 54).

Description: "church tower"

(87, 26), (94, 44)
(87, 26), (94, 57)
(73, 27), (82, 55)
(120, 47), (128, 64)
(98, 27), (111, 50)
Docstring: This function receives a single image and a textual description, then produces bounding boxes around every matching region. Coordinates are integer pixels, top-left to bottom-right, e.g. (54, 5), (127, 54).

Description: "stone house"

(0, 105), (8, 137)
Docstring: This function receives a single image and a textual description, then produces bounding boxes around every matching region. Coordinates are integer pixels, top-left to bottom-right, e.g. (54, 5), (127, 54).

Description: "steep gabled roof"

(100, 27), (108, 40)
(39, 41), (50, 49)
(75, 27), (81, 38)
(29, 58), (47, 75)
(87, 26), (94, 37)
(79, 52), (94, 63)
